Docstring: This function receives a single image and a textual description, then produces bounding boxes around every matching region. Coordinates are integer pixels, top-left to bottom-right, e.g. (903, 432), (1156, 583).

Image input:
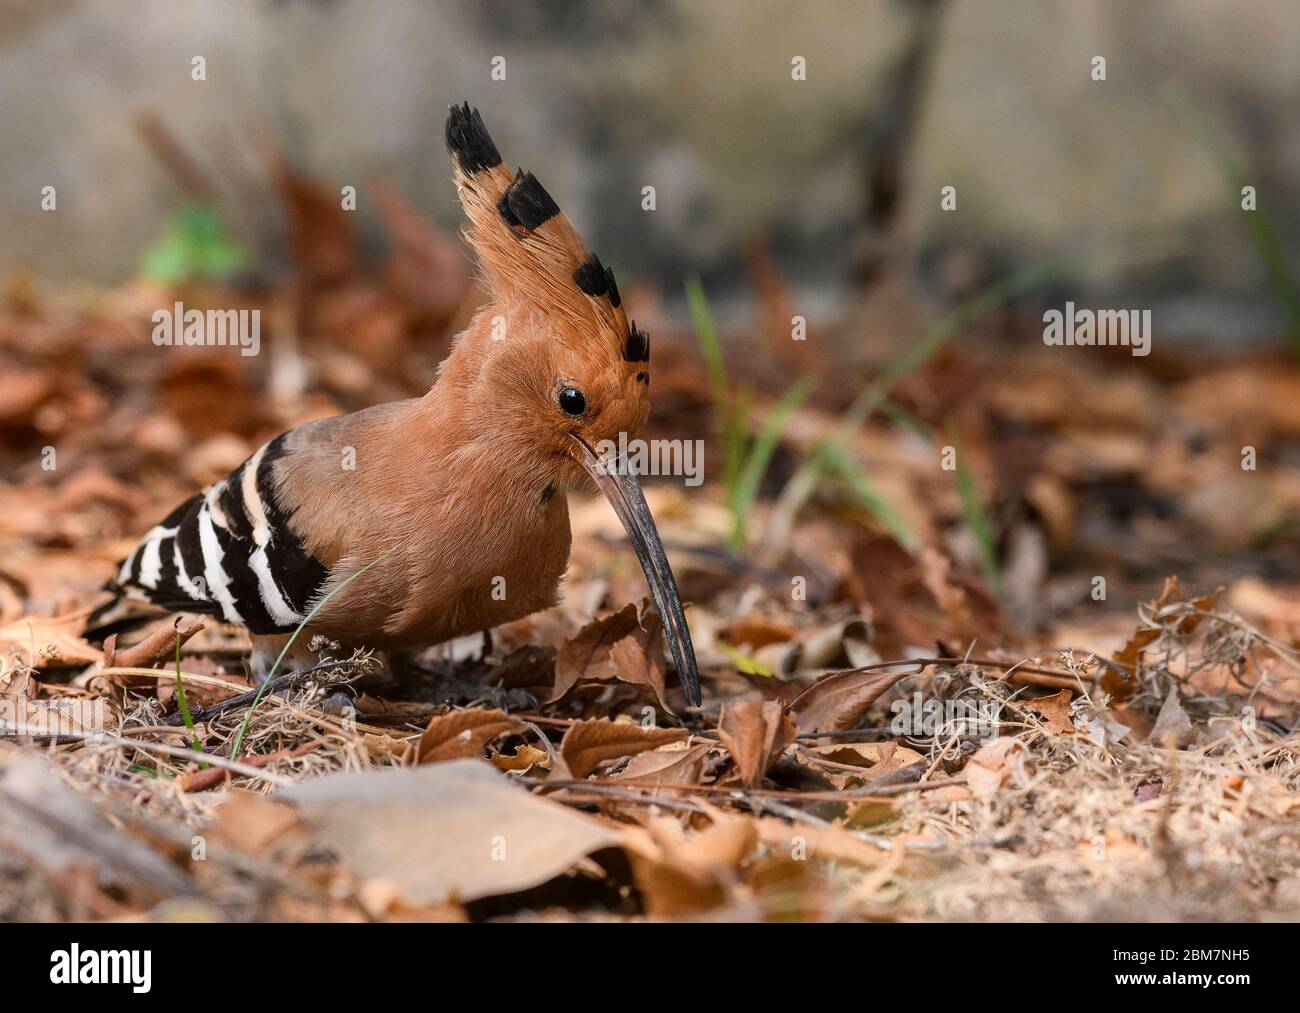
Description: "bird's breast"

(312, 483), (572, 649)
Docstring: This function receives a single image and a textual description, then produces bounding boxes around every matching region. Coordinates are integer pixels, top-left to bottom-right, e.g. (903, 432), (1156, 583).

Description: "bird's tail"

(83, 581), (166, 641)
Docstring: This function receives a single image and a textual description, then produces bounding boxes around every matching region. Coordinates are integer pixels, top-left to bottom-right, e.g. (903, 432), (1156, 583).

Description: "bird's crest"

(444, 103), (649, 369)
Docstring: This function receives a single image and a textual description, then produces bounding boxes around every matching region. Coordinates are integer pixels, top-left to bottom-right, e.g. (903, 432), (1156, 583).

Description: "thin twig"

(534, 775), (965, 803)
(540, 781), (708, 815)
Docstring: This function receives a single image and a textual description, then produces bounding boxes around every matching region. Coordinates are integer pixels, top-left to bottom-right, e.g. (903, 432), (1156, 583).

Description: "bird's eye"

(558, 386), (587, 416)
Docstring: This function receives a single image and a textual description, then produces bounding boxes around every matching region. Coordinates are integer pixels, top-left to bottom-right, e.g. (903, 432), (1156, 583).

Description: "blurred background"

(4, 0), (1300, 323)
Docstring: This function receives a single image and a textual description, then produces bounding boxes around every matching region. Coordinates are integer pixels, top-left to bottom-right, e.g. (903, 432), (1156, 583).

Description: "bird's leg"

(248, 633), (301, 684)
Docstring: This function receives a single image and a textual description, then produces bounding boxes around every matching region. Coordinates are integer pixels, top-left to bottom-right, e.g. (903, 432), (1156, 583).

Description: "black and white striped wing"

(113, 434), (330, 634)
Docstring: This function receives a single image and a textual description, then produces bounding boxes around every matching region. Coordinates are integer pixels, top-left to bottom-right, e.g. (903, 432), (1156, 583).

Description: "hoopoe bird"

(100, 103), (702, 706)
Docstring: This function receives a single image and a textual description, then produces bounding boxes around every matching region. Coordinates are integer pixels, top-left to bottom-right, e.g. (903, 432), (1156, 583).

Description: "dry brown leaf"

(788, 746), (861, 791)
(792, 741), (925, 793)
(848, 534), (1007, 653)
(283, 760), (619, 905)
(1104, 627), (1161, 701)
(720, 616), (797, 650)
(0, 610), (101, 670)
(808, 741), (927, 781)
(491, 743), (551, 772)
(622, 810), (759, 917)
(965, 736), (1023, 798)
(1150, 576), (1220, 637)
(409, 708), (523, 765)
(1150, 687), (1198, 749)
(548, 600), (672, 708)
(789, 665), (915, 735)
(1105, 578), (1219, 703)
(1023, 688), (1075, 735)
(1108, 701), (1153, 742)
(754, 817), (887, 869)
(558, 718), (688, 779)
(614, 742), (713, 795)
(813, 740), (897, 767)
(210, 790), (305, 856)
(353, 695), (438, 723)
(549, 602), (638, 700)
(717, 695), (795, 787)
(608, 605), (671, 710)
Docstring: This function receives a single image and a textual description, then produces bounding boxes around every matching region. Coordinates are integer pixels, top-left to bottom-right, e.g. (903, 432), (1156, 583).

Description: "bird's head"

(441, 103), (700, 707)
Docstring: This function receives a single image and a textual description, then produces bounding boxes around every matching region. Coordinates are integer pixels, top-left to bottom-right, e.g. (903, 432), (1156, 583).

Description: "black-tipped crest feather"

(573, 254), (609, 296)
(445, 102), (502, 173)
(624, 322), (650, 363)
(498, 170), (560, 231)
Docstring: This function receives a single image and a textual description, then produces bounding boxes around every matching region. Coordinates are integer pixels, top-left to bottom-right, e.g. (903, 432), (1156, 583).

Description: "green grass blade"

(724, 382), (754, 504)
(686, 275), (751, 508)
(824, 441), (918, 549)
(777, 255), (1077, 536)
(1165, 82), (1300, 357)
(173, 630), (204, 764)
(729, 376), (816, 550)
(685, 274), (730, 412)
(877, 396), (930, 442)
(230, 549), (393, 760)
(946, 419), (1001, 594)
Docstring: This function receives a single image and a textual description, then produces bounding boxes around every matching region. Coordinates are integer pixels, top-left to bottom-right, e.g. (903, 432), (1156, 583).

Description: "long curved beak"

(573, 436), (702, 707)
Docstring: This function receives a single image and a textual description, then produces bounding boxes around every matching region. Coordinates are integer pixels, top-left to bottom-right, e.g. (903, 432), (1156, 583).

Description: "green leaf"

(174, 629), (205, 765)
(1165, 82), (1300, 359)
(685, 274), (730, 414)
(824, 442), (918, 550)
(946, 419), (1001, 594)
(729, 376), (816, 550)
(139, 202), (248, 284)
(775, 256), (1077, 540)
